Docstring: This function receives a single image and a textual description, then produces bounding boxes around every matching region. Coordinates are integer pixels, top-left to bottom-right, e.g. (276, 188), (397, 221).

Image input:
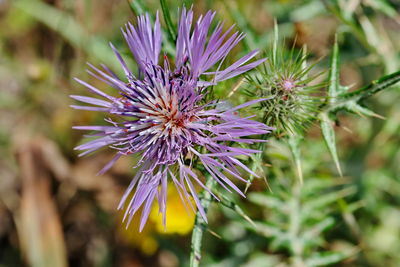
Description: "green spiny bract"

(245, 41), (325, 137)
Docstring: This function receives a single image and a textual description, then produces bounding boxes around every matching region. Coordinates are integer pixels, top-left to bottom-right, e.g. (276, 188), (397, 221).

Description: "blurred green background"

(0, 0), (399, 266)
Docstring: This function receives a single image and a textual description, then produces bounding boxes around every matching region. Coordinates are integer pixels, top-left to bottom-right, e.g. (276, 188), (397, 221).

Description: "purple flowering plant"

(71, 8), (271, 231)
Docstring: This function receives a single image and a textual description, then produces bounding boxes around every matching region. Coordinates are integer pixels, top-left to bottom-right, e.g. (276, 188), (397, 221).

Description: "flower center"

(282, 79), (295, 91)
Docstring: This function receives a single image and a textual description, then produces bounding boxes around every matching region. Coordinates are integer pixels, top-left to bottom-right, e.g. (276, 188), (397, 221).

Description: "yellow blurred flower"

(117, 184), (195, 255)
(150, 186), (195, 235)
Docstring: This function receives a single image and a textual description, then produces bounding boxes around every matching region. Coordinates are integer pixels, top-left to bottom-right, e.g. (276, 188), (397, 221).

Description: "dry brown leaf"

(16, 140), (68, 267)
(70, 155), (114, 191)
(39, 138), (71, 181)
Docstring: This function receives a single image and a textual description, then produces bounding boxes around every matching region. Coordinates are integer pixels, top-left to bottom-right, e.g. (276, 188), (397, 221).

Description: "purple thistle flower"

(72, 8), (271, 231)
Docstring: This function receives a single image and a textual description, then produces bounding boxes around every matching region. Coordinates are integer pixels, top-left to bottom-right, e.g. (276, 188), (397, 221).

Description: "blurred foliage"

(248, 178), (358, 266)
(0, 0), (399, 267)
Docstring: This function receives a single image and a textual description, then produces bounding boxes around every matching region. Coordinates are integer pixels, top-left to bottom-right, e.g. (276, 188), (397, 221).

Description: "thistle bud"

(246, 36), (324, 136)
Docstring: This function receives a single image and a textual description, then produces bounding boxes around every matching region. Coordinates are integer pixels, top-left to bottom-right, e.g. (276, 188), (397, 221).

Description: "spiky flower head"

(246, 32), (324, 136)
(71, 8), (271, 231)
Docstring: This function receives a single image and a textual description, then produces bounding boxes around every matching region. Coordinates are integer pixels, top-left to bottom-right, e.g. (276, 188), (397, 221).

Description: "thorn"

(370, 112), (386, 120)
(347, 83), (357, 90)
(207, 229), (221, 239)
(228, 78), (245, 98)
(243, 214), (257, 228)
(342, 126), (353, 134)
(263, 175), (273, 193)
(336, 160), (343, 177)
(262, 163), (272, 167)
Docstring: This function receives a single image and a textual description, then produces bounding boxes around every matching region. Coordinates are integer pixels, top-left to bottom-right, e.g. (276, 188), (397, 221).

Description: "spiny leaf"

(253, 222), (288, 240)
(319, 113), (343, 176)
(345, 101), (385, 119)
(326, 70), (400, 115)
(248, 192), (287, 211)
(337, 198), (362, 237)
(219, 194), (256, 227)
(341, 69), (400, 101)
(300, 176), (348, 193)
(303, 186), (356, 213)
(303, 218), (335, 240)
(328, 35), (350, 104)
(328, 35), (341, 104)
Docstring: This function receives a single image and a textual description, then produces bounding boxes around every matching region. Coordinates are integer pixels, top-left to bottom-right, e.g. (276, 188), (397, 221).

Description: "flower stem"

(326, 69), (400, 114)
(189, 177), (216, 267)
(342, 69), (400, 101)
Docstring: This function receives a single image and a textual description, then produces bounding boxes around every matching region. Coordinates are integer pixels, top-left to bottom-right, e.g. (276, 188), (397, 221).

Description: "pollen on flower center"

(142, 88), (192, 133)
(161, 110), (187, 130)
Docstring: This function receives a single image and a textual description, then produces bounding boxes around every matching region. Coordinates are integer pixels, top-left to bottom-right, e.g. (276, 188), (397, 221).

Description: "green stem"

(289, 185), (305, 267)
(325, 69), (400, 114)
(342, 70), (400, 101)
(189, 177), (216, 267)
(287, 134), (303, 185)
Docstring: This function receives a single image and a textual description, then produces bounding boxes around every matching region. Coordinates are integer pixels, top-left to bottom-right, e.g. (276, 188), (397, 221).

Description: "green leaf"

(248, 193), (287, 211)
(241, 253), (281, 267)
(306, 251), (352, 267)
(127, 0), (145, 15)
(14, 0), (119, 69)
(345, 101), (385, 119)
(302, 217), (335, 241)
(253, 222), (288, 242)
(160, 0), (177, 43)
(219, 194), (256, 227)
(328, 35), (349, 105)
(126, 0), (175, 55)
(303, 187), (356, 214)
(224, 2), (256, 49)
(319, 113), (342, 176)
(183, 0), (194, 6)
(366, 0), (397, 18)
(328, 35), (340, 104)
